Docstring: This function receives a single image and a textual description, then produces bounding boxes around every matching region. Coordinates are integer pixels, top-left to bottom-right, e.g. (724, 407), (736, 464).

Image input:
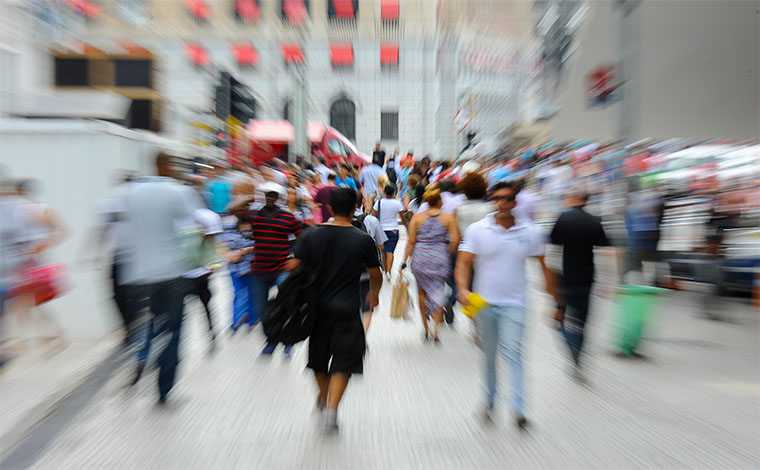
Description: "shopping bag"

(461, 292), (489, 319)
(390, 276), (409, 319)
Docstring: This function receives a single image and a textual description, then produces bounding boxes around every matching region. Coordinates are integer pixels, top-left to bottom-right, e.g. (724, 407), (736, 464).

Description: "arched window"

(330, 97), (355, 142)
(283, 100), (292, 122)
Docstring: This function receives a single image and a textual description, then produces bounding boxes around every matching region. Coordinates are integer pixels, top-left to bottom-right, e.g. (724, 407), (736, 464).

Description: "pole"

(290, 65), (307, 165)
(616, 0), (640, 144)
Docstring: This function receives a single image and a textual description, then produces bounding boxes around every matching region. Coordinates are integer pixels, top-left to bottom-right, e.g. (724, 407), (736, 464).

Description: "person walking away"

(513, 178), (539, 223)
(402, 188), (460, 342)
(360, 148), (385, 211)
(455, 181), (560, 427)
(205, 166), (233, 215)
(221, 216), (254, 333)
(123, 152), (205, 404)
(353, 193), (386, 334)
(314, 157), (331, 184)
(549, 189), (610, 382)
(372, 185), (407, 280)
(289, 188), (382, 433)
(230, 182), (303, 357)
(367, 173), (390, 214)
(315, 173), (338, 223)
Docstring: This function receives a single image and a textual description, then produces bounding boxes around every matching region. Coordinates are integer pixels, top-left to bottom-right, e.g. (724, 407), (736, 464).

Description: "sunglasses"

(491, 195), (516, 202)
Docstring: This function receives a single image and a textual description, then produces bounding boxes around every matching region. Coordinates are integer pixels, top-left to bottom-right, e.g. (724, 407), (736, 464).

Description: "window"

(55, 58), (89, 86)
(381, 112), (398, 140)
(327, 139), (349, 157)
(381, 0), (399, 21)
(281, 0), (309, 24)
(115, 59), (152, 87)
(234, 0), (260, 22)
(283, 100), (292, 121)
(330, 98), (355, 141)
(330, 43), (353, 68)
(380, 43), (399, 66)
(328, 0), (358, 21)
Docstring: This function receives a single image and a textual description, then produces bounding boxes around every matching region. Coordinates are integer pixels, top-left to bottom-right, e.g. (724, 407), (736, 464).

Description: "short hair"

(327, 173), (337, 181)
(437, 179), (456, 194)
(490, 180), (520, 197)
(457, 173), (488, 200)
(384, 184), (396, 197)
(329, 188), (358, 217)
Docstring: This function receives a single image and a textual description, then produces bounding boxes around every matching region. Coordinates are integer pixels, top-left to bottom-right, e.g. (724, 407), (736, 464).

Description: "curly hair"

(457, 172), (488, 200)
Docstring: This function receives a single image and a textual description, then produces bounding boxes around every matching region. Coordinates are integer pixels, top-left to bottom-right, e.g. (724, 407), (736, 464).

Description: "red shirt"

(243, 207), (303, 274)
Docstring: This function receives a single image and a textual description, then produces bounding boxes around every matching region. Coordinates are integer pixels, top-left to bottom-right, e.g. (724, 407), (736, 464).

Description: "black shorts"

(360, 279), (371, 313)
(307, 310), (366, 376)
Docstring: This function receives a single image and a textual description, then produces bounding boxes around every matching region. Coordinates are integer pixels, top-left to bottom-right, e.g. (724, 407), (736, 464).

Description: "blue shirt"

(359, 164), (384, 194)
(336, 176), (357, 190)
(206, 180), (232, 214)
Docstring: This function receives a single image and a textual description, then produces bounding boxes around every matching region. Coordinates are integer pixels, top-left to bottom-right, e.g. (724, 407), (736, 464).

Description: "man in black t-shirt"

(289, 188), (382, 433)
(372, 141), (385, 167)
(550, 189), (610, 382)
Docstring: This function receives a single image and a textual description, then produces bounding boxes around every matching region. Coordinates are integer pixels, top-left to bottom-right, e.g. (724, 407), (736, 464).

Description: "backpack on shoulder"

(263, 263), (319, 346)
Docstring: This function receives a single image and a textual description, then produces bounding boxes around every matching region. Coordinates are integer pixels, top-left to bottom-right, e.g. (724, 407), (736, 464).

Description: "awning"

(67, 0), (102, 19)
(380, 43), (399, 65)
(381, 0), (398, 20)
(184, 0), (211, 20)
(332, 0), (355, 19)
(246, 120), (327, 144)
(117, 41), (152, 57)
(185, 43), (210, 66)
(281, 44), (304, 64)
(235, 0), (260, 21)
(283, 0), (308, 24)
(232, 43), (259, 66)
(330, 43), (353, 66)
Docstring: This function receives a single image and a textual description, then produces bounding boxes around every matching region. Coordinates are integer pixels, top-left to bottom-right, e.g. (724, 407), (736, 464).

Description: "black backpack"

(351, 213), (369, 233)
(386, 166), (398, 184)
(263, 263), (319, 346)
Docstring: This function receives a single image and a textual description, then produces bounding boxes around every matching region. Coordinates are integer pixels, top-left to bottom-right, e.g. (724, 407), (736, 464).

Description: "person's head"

(287, 174), (299, 188)
(328, 188), (358, 219)
(377, 173), (390, 190)
(407, 173), (421, 191)
(156, 152), (174, 177)
(438, 179), (456, 194)
(15, 179), (38, 199)
(489, 181), (520, 218)
(260, 182), (283, 207)
(422, 187), (442, 209)
(565, 188), (589, 208)
(338, 165), (348, 177)
(286, 187), (299, 206)
(457, 172), (488, 201)
(326, 173), (337, 186)
(375, 141), (381, 151)
(233, 175), (254, 196)
(384, 184), (396, 198)
(310, 172), (322, 185)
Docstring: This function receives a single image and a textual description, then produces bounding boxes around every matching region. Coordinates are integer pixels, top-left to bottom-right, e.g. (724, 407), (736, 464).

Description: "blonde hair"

(422, 187), (442, 207)
(376, 173), (390, 189)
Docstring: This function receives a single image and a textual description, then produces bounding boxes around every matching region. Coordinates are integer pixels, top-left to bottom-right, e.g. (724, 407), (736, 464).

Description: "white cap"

(259, 182), (285, 197)
(461, 160), (481, 175)
(194, 209), (223, 235)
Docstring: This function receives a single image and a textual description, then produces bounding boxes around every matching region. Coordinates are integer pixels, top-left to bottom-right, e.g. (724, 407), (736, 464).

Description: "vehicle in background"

(246, 120), (370, 167)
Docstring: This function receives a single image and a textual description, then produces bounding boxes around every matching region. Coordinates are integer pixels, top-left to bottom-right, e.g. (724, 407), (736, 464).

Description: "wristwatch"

(400, 263), (407, 269)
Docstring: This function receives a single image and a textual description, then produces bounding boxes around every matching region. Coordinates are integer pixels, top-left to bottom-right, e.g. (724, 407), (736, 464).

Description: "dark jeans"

(133, 278), (189, 399)
(561, 284), (592, 366)
(111, 260), (135, 337)
(251, 271), (288, 340)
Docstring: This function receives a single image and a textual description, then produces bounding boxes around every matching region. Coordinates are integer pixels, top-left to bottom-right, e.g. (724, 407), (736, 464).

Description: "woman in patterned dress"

(401, 188), (460, 342)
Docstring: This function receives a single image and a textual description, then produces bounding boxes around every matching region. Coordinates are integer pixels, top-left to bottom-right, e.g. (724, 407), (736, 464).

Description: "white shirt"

(455, 200), (495, 234)
(121, 177), (205, 285)
(459, 215), (545, 307)
(360, 212), (388, 247)
(374, 198), (404, 231)
(314, 164), (331, 184)
(513, 189), (539, 222)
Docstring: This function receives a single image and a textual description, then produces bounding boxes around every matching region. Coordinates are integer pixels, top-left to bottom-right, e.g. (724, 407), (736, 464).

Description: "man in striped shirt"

(231, 182), (304, 357)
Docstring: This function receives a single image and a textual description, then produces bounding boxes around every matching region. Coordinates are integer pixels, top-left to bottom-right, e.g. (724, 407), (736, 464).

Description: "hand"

(367, 291), (379, 311)
(553, 308), (565, 325)
(227, 252), (242, 263)
(457, 289), (472, 306)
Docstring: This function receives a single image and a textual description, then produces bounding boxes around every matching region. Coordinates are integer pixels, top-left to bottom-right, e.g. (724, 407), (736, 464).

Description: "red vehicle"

(246, 120), (370, 166)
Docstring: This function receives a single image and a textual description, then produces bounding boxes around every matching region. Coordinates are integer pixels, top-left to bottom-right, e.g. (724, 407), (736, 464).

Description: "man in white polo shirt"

(456, 181), (559, 428)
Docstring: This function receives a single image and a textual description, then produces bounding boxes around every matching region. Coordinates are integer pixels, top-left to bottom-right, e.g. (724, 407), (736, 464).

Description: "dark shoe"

(261, 343), (276, 356)
(283, 345), (293, 358)
(130, 361), (145, 387)
(516, 415), (528, 431)
(444, 303), (455, 324)
(482, 404), (495, 424)
(157, 394), (167, 406)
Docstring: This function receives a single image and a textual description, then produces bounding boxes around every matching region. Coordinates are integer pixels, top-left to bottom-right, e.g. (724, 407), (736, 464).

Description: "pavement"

(1, 243), (759, 469)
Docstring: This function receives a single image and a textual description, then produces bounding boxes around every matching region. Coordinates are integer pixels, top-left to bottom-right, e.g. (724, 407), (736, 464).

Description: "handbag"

(390, 274), (409, 319)
(11, 263), (67, 306)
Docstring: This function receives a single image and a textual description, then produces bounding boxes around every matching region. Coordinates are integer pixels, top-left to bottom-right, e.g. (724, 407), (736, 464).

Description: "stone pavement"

(2, 250), (759, 469)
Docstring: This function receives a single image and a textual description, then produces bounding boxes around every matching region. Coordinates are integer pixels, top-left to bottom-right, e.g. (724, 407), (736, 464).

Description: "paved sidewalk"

(5, 260), (756, 470)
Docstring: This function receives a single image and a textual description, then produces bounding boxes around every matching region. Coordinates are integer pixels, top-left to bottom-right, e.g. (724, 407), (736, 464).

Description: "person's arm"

(286, 258), (301, 271)
(34, 206), (67, 254)
(228, 194), (256, 217)
(401, 216), (418, 266)
(533, 254), (560, 305)
(398, 201), (409, 229)
(455, 251), (475, 305)
(443, 214), (461, 254)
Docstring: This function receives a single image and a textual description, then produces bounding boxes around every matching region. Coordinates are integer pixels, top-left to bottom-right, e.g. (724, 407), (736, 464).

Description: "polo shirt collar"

(485, 214), (529, 233)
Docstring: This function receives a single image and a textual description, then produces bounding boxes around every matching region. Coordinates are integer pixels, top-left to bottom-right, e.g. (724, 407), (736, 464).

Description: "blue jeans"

(560, 285), (592, 366)
(477, 305), (526, 414)
(251, 271), (289, 339)
(230, 271), (251, 328)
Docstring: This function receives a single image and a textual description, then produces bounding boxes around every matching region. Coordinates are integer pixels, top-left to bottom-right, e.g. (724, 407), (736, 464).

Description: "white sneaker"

(323, 409), (339, 434)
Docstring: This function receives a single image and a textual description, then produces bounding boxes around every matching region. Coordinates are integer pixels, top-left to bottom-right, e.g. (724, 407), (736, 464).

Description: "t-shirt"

(459, 215), (544, 307)
(241, 206), (303, 274)
(335, 176), (357, 190)
(314, 186), (336, 222)
(550, 207), (609, 287)
(359, 164), (384, 194)
(373, 198), (404, 231)
(513, 189), (538, 222)
(206, 180), (232, 214)
(294, 225), (381, 315)
(361, 214), (388, 248)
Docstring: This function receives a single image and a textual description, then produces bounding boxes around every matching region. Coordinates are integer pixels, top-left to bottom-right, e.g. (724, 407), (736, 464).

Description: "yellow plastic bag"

(390, 277), (409, 319)
(461, 292), (489, 319)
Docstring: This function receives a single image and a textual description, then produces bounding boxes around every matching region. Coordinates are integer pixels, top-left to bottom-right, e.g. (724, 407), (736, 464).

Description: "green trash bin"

(616, 285), (667, 356)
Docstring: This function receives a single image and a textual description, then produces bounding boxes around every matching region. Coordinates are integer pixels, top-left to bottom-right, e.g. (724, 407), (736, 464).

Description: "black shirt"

(550, 207), (609, 287)
(294, 225), (381, 315)
(372, 149), (386, 165)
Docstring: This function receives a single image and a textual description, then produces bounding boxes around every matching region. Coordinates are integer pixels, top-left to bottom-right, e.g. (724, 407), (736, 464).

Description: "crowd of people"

(1, 137), (755, 433)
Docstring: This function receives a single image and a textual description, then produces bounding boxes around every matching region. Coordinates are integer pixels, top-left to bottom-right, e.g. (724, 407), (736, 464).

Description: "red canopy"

(235, 0), (260, 21)
(232, 43), (259, 66)
(185, 43), (210, 66)
(330, 43), (353, 66)
(117, 41), (151, 57)
(381, 0), (399, 20)
(283, 0), (308, 24)
(380, 43), (399, 65)
(332, 0), (355, 18)
(281, 44), (304, 64)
